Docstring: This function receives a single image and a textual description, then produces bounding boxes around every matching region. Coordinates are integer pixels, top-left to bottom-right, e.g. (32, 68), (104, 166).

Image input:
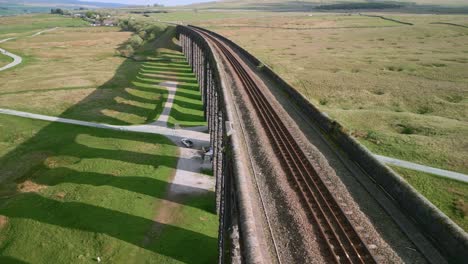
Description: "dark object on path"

(181, 138), (194, 148)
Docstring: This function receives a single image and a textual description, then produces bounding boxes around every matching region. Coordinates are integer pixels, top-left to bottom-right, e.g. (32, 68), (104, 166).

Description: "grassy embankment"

(199, 13), (468, 229)
(0, 14), (214, 262)
(392, 167), (468, 231)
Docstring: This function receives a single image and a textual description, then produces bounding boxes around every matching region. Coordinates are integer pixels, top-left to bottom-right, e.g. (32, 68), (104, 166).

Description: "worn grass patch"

(392, 166), (468, 231)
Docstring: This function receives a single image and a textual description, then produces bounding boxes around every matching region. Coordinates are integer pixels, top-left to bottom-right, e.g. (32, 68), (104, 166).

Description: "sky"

(82, 0), (215, 7)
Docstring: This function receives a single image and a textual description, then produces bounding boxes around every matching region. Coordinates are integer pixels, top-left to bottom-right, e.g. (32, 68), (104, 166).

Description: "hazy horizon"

(81, 0), (215, 7)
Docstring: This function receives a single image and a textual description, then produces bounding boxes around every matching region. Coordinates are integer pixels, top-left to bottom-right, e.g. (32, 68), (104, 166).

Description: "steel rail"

(189, 26), (377, 264)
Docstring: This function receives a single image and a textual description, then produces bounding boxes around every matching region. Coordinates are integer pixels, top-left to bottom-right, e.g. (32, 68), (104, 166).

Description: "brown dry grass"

(0, 215), (8, 230)
(0, 27), (132, 117)
(16, 180), (47, 193)
(55, 192), (66, 199)
(455, 199), (468, 217)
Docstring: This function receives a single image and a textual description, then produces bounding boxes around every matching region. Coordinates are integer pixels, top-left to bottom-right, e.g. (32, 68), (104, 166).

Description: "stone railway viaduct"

(178, 26), (246, 263)
(175, 25), (468, 264)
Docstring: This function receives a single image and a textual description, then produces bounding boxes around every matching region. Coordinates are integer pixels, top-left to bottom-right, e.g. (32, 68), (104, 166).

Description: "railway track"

(190, 26), (377, 264)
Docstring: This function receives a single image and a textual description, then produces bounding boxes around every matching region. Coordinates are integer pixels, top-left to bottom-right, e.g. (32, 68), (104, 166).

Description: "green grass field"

(0, 14), (88, 38)
(0, 115), (217, 263)
(0, 53), (12, 68)
(391, 166), (468, 231)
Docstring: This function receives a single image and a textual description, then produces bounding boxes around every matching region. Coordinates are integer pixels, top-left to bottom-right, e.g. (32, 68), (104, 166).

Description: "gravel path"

(151, 81), (177, 127)
(0, 47), (22, 72)
(0, 108), (209, 143)
(376, 155), (468, 183)
(0, 38), (15, 44)
(0, 27), (58, 72)
(153, 81), (214, 193)
(29, 27), (58, 37)
(168, 146), (214, 194)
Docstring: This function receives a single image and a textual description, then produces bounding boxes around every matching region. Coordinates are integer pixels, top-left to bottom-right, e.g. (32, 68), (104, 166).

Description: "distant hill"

(1, 0), (125, 8)
(189, 0), (468, 7)
(186, 0), (468, 12)
(0, 0), (126, 16)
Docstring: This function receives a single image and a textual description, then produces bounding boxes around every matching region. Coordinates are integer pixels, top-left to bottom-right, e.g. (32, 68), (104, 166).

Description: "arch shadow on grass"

(1, 193), (216, 263)
(0, 26), (215, 263)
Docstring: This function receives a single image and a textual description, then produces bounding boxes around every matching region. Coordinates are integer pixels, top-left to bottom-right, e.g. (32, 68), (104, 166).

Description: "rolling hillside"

(186, 0), (468, 12)
(192, 0), (468, 7)
(0, 0), (124, 16)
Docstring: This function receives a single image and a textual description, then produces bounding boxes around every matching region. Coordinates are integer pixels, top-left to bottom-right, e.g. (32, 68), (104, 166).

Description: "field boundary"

(359, 13), (414, 25)
(204, 25), (401, 30)
(429, 22), (468, 28)
(193, 25), (468, 263)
